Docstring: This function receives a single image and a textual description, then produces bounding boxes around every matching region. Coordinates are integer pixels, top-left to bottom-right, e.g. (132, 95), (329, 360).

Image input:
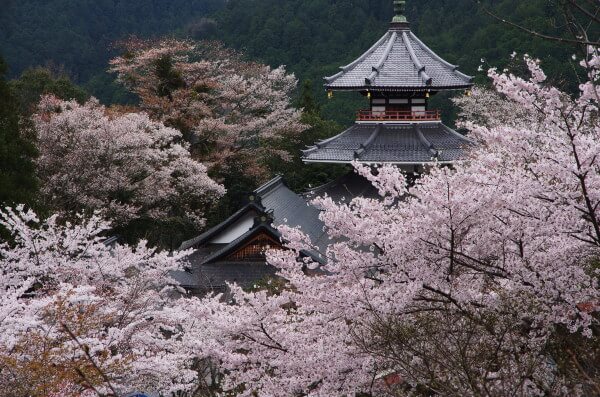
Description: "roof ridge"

(414, 123), (439, 159)
(402, 31), (432, 86)
(366, 31), (397, 85)
(407, 31), (474, 82)
(254, 175), (284, 196)
(355, 123), (383, 159)
(324, 31), (390, 83)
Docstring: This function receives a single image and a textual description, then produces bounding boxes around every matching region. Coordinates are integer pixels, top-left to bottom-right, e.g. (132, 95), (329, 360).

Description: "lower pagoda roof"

(302, 122), (474, 165)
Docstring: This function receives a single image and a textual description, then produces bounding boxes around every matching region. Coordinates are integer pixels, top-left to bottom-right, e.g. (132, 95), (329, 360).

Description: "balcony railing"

(357, 109), (441, 122)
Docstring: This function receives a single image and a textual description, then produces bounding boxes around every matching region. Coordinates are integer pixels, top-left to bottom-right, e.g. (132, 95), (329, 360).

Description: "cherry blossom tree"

(0, 206), (216, 396)
(109, 39), (306, 182)
(451, 86), (539, 129)
(34, 95), (224, 231)
(198, 53), (600, 396)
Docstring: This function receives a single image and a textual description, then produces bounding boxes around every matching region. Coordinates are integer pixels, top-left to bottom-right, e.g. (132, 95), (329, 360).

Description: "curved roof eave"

(323, 84), (474, 92)
(323, 27), (474, 92)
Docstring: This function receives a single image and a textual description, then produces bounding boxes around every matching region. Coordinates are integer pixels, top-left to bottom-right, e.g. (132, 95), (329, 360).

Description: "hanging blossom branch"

(473, 0), (600, 47)
(196, 52), (600, 396)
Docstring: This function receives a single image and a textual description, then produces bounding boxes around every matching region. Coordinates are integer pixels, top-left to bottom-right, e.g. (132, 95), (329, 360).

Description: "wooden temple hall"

(173, 0), (474, 295)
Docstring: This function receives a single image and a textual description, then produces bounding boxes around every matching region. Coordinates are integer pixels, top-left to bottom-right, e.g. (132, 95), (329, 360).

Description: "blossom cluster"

(34, 96), (224, 227)
(110, 39), (307, 181)
(199, 54), (600, 396)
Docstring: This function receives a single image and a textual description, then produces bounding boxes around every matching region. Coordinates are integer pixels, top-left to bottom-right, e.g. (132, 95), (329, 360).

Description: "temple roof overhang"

(324, 29), (473, 92)
(173, 177), (330, 292)
(302, 122), (474, 165)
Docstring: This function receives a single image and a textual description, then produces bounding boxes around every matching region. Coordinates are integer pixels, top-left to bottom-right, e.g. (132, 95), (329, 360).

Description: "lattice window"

(226, 233), (282, 262)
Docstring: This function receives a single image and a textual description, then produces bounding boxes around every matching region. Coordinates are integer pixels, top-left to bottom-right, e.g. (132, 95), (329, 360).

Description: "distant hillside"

(212, 0), (584, 122)
(214, 0), (579, 83)
(0, 0), (588, 110)
(0, 0), (225, 101)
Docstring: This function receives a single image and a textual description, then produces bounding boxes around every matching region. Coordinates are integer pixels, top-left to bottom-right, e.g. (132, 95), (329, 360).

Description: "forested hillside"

(0, 0), (584, 107)
(213, 0), (583, 121)
(0, 0), (225, 102)
(214, 0), (577, 83)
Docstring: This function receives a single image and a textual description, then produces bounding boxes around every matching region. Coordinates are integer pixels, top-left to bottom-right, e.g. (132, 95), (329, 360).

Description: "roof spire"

(392, 0), (407, 23)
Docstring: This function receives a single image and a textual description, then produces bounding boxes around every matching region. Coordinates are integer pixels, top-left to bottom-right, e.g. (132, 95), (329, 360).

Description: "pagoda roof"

(302, 122), (474, 165)
(324, 28), (473, 92)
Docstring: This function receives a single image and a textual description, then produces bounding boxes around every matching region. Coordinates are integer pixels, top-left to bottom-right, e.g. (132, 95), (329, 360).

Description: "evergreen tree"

(0, 56), (36, 207)
(297, 79), (320, 115)
(9, 67), (89, 115)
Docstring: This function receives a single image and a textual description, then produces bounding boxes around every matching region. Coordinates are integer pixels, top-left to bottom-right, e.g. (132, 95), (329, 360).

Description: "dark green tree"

(0, 56), (37, 207)
(154, 55), (186, 99)
(9, 67), (89, 114)
(296, 79), (320, 115)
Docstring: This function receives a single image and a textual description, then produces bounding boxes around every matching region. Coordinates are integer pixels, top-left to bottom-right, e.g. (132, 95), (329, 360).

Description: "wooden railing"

(357, 109), (441, 121)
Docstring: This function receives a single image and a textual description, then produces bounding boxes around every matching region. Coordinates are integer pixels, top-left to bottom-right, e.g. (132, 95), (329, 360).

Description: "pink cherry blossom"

(199, 54), (600, 396)
(34, 96), (224, 227)
(110, 39), (307, 182)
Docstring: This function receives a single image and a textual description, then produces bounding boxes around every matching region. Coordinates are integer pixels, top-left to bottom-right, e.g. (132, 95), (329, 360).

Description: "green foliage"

(213, 0), (590, 124)
(297, 79), (320, 115)
(1, 0), (590, 115)
(153, 55), (186, 99)
(112, 217), (201, 252)
(9, 67), (89, 114)
(0, 57), (37, 208)
(0, 0), (225, 102)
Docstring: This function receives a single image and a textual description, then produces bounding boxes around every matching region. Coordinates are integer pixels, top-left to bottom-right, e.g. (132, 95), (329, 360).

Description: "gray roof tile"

(174, 261), (279, 290)
(257, 178), (327, 253)
(176, 177), (330, 293)
(303, 122), (474, 164)
(325, 29), (472, 91)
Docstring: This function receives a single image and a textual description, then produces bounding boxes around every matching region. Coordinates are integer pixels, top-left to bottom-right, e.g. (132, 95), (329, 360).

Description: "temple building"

(176, 0), (474, 295)
(172, 177), (328, 296)
(303, 0), (474, 171)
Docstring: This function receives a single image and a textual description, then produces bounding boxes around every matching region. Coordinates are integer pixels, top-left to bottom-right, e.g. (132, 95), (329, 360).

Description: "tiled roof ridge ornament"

(391, 0), (410, 30)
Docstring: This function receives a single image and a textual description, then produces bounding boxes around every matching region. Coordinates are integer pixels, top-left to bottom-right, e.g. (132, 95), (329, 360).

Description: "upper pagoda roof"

(324, 26), (473, 92)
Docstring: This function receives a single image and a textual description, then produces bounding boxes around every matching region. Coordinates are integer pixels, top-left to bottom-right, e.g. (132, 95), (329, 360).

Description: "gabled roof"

(201, 222), (281, 265)
(181, 176), (328, 256)
(324, 28), (473, 91)
(179, 202), (265, 250)
(302, 122), (474, 165)
(257, 176), (327, 251)
(173, 177), (330, 293)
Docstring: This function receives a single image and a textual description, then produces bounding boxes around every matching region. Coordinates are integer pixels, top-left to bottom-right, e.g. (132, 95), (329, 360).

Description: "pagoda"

(175, 1), (476, 296)
(303, 0), (474, 170)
